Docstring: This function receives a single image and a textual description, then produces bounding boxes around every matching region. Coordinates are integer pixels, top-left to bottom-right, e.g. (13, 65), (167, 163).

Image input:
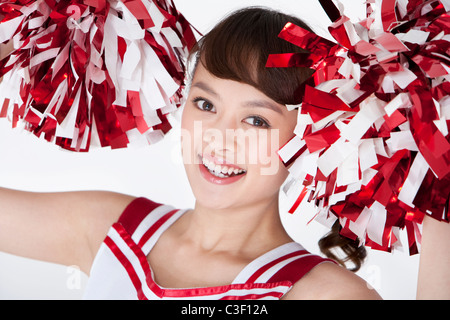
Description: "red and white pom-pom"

(269, 0), (450, 254)
(0, 0), (197, 151)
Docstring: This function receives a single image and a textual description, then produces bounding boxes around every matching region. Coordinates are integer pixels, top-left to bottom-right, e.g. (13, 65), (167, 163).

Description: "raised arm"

(416, 215), (450, 299)
(0, 188), (134, 274)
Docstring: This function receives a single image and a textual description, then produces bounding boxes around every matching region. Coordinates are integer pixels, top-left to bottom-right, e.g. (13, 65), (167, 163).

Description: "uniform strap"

(267, 254), (335, 285)
(233, 242), (335, 285)
(117, 197), (162, 236)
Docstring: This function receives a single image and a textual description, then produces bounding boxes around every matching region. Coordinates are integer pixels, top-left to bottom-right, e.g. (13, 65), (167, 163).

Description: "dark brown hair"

(188, 7), (314, 105)
(189, 7), (366, 271)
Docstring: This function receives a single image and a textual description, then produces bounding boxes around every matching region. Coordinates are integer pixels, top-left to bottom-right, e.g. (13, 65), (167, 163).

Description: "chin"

(188, 178), (246, 211)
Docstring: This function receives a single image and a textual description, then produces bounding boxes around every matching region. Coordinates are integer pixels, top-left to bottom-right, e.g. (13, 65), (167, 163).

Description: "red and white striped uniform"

(83, 198), (334, 300)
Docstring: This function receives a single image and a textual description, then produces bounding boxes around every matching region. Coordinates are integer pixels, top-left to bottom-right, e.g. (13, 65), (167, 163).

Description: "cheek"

(180, 109), (199, 165)
(246, 128), (290, 178)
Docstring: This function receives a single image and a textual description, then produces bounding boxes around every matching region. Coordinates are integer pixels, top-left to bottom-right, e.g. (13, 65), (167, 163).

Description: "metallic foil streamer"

(271, 0), (450, 254)
(0, 0), (197, 151)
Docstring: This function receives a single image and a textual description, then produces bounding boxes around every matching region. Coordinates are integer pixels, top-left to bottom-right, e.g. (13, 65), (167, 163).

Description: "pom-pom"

(269, 0), (450, 254)
(0, 0), (197, 151)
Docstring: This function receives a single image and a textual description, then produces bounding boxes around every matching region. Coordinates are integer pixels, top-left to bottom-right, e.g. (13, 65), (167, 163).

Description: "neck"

(180, 193), (292, 255)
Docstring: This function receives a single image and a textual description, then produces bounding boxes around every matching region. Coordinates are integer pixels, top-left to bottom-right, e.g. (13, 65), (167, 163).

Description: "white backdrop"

(0, 0), (420, 300)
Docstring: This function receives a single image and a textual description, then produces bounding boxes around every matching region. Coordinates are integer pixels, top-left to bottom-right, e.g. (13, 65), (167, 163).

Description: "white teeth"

(201, 156), (246, 178)
(203, 158), (210, 169)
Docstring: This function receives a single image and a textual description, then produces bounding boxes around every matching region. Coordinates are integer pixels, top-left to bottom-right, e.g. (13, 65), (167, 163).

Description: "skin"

(0, 63), (446, 300)
(416, 215), (450, 299)
(147, 62), (298, 289)
(147, 63), (382, 298)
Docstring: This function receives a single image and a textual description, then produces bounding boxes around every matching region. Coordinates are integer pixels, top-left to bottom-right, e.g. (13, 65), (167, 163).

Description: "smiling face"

(179, 8), (313, 210)
(181, 63), (298, 210)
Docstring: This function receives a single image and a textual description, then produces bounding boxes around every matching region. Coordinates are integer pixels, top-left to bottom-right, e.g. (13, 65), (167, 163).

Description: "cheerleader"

(0, 4), (448, 300)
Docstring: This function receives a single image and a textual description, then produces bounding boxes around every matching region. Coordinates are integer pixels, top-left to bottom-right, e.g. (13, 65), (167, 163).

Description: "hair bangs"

(190, 7), (315, 105)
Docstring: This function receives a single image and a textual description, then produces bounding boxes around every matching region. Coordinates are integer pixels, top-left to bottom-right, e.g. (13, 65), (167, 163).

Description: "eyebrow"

(243, 100), (283, 115)
(191, 81), (283, 115)
(191, 81), (221, 99)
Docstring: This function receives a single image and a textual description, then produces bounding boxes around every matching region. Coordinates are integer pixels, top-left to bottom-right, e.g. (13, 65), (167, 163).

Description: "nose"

(202, 114), (241, 160)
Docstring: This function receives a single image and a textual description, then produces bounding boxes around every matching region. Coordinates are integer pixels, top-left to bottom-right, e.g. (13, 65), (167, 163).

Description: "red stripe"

(118, 197), (162, 235)
(113, 224), (166, 298)
(161, 281), (291, 298)
(113, 224), (151, 274)
(105, 214), (306, 300)
(137, 209), (179, 247)
(268, 256), (336, 284)
(105, 231), (292, 300)
(220, 291), (284, 300)
(245, 250), (308, 284)
(104, 235), (148, 300)
(288, 187), (309, 214)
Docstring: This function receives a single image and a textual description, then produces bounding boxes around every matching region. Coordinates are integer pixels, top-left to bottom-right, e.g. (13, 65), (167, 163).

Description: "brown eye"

(193, 98), (215, 112)
(243, 116), (270, 128)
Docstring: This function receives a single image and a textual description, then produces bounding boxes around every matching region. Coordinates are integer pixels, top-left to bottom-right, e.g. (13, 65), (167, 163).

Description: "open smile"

(198, 154), (247, 185)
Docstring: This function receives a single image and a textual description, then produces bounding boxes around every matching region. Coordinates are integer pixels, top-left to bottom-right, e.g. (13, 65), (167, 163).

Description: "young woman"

(0, 7), (446, 300)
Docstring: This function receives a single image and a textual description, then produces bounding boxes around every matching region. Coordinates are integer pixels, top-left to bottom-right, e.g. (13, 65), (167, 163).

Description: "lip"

(201, 153), (246, 171)
(198, 154), (246, 186)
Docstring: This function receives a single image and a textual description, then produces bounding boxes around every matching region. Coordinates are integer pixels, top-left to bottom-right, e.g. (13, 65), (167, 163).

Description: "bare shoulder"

(80, 191), (136, 248)
(283, 262), (382, 300)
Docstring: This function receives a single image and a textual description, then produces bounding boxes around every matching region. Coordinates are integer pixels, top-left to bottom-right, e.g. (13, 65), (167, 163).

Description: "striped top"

(83, 197), (333, 300)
